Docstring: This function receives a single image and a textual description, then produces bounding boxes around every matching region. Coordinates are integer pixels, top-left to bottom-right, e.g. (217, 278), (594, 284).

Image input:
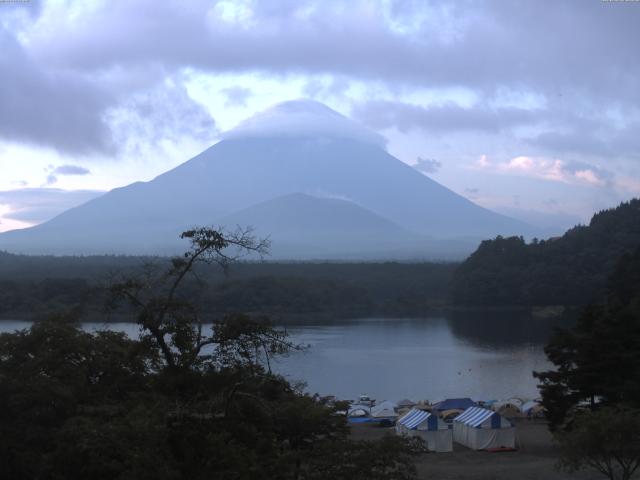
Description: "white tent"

(347, 404), (371, 423)
(371, 400), (398, 419)
(453, 406), (515, 450)
(395, 408), (453, 452)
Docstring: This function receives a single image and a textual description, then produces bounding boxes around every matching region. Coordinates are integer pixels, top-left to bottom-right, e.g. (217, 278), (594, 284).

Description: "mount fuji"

(0, 100), (531, 259)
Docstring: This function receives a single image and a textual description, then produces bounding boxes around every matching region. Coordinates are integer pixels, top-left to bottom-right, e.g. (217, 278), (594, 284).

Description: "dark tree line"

(0, 251), (454, 321)
(452, 199), (640, 306)
(534, 244), (640, 428)
(534, 245), (640, 480)
(0, 228), (419, 479)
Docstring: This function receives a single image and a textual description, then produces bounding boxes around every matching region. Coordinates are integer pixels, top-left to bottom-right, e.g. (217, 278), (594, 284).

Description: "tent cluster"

(395, 399), (517, 452)
(485, 398), (545, 419)
(346, 398), (418, 425)
(345, 395), (537, 452)
(347, 400), (403, 424)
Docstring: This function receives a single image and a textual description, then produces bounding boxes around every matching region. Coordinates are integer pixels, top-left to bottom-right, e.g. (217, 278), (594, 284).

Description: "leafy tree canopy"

(534, 245), (640, 429)
(0, 228), (418, 479)
(453, 198), (640, 306)
(556, 406), (640, 480)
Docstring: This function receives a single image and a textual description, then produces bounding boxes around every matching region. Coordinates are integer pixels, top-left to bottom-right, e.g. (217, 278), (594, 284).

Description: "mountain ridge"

(0, 100), (532, 258)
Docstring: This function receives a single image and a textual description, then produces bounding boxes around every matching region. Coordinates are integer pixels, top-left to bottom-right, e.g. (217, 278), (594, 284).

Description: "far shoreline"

(0, 305), (570, 325)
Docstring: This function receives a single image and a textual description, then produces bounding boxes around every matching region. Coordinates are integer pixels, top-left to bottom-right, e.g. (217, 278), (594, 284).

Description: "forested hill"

(452, 199), (640, 306)
(0, 254), (455, 320)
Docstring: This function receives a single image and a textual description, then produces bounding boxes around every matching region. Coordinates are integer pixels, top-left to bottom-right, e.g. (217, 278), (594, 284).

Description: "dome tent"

(492, 401), (523, 419)
(347, 404), (371, 423)
(395, 409), (453, 452)
(453, 406), (515, 450)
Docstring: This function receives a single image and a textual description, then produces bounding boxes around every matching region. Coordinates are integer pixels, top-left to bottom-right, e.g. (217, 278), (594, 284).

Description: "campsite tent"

(453, 406), (515, 450)
(492, 401), (523, 419)
(347, 404), (371, 424)
(432, 398), (476, 412)
(395, 409), (453, 452)
(397, 399), (416, 409)
(439, 409), (464, 422)
(522, 401), (545, 418)
(371, 401), (398, 420)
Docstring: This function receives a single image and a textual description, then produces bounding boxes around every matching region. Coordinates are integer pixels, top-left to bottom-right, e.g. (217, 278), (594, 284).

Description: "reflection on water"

(275, 313), (566, 402)
(447, 309), (569, 348)
(0, 312), (566, 403)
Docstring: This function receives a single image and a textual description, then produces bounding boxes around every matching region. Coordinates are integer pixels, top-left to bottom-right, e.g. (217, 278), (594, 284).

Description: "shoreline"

(0, 305), (569, 324)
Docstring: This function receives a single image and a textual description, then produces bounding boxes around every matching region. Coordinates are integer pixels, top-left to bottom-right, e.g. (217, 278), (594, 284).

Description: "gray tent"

(371, 400), (398, 420)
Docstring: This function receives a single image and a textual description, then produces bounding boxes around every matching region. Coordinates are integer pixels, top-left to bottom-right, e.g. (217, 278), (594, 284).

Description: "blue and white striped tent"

(453, 406), (515, 450)
(395, 409), (452, 452)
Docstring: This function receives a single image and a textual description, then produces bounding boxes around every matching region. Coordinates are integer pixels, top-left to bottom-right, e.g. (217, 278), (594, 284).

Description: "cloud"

(52, 165), (91, 176)
(303, 76), (350, 100)
(413, 157), (442, 174)
(222, 99), (386, 146)
(0, 188), (103, 228)
(616, 176), (640, 195)
(0, 5), (215, 156)
(107, 81), (216, 155)
(43, 164), (91, 185)
(30, 1), (640, 100)
(353, 101), (541, 134)
(474, 155), (614, 187)
(528, 120), (640, 160)
(0, 24), (116, 154)
(0, 0), (638, 202)
(220, 86), (253, 107)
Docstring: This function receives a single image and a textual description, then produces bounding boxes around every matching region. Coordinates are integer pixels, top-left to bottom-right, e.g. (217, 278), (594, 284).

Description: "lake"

(0, 310), (562, 403)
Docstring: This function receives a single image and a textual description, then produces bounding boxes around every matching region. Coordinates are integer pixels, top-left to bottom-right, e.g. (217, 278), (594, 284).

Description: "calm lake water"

(0, 311), (563, 403)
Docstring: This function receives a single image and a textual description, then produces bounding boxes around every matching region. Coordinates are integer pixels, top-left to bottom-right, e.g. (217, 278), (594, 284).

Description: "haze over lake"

(0, 311), (559, 402)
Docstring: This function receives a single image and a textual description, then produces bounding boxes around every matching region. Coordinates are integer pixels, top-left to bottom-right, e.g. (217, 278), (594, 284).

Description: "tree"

(0, 228), (419, 479)
(0, 314), (159, 479)
(556, 406), (640, 480)
(108, 226), (272, 370)
(452, 198), (640, 307)
(534, 245), (640, 429)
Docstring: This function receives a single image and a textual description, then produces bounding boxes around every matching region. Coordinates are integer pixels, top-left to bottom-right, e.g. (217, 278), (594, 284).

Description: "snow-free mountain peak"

(222, 99), (386, 147)
(0, 100), (535, 258)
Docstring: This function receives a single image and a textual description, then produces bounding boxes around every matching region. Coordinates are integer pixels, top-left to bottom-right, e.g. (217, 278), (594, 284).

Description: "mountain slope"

(219, 193), (481, 259)
(0, 100), (530, 257)
(452, 198), (640, 306)
(219, 193), (411, 259)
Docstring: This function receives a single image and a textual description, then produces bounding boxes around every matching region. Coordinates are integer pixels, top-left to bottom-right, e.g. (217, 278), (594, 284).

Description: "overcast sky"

(1, 0), (639, 232)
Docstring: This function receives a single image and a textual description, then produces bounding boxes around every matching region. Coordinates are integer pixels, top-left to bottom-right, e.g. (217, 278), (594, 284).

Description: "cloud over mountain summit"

(223, 99), (386, 147)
